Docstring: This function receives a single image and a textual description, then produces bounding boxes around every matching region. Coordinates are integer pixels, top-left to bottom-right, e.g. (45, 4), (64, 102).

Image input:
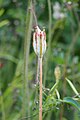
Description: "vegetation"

(0, 0), (80, 120)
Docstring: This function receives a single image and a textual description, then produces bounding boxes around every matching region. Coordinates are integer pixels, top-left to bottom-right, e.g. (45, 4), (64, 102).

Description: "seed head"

(54, 66), (61, 82)
(33, 26), (46, 58)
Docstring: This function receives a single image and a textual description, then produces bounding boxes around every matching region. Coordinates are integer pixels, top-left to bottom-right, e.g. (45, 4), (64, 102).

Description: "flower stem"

(39, 58), (42, 120)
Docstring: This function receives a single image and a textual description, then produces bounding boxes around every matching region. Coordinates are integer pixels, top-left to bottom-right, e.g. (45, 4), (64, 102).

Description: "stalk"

(39, 58), (42, 120)
(0, 92), (6, 120)
(22, 0), (33, 119)
(44, 0), (52, 87)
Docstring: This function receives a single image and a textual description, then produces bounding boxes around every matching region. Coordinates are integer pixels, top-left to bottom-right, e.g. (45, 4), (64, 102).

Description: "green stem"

(0, 69), (6, 120)
(0, 94), (6, 120)
(0, 78), (5, 120)
(50, 81), (59, 93)
(44, 0), (52, 87)
(22, 0), (33, 119)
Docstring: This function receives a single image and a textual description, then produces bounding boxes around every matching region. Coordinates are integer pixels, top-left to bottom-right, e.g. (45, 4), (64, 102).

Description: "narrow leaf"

(63, 97), (80, 111)
(66, 78), (79, 96)
(50, 81), (59, 93)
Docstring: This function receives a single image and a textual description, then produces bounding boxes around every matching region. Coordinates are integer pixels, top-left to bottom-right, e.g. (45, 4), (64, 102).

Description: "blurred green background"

(0, 0), (80, 120)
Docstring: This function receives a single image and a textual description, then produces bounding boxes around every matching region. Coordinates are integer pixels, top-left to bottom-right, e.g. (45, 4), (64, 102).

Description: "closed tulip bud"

(54, 66), (61, 82)
(33, 26), (46, 58)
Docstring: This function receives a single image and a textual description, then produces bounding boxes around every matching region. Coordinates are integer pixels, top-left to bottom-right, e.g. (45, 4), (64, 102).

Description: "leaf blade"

(63, 97), (80, 111)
